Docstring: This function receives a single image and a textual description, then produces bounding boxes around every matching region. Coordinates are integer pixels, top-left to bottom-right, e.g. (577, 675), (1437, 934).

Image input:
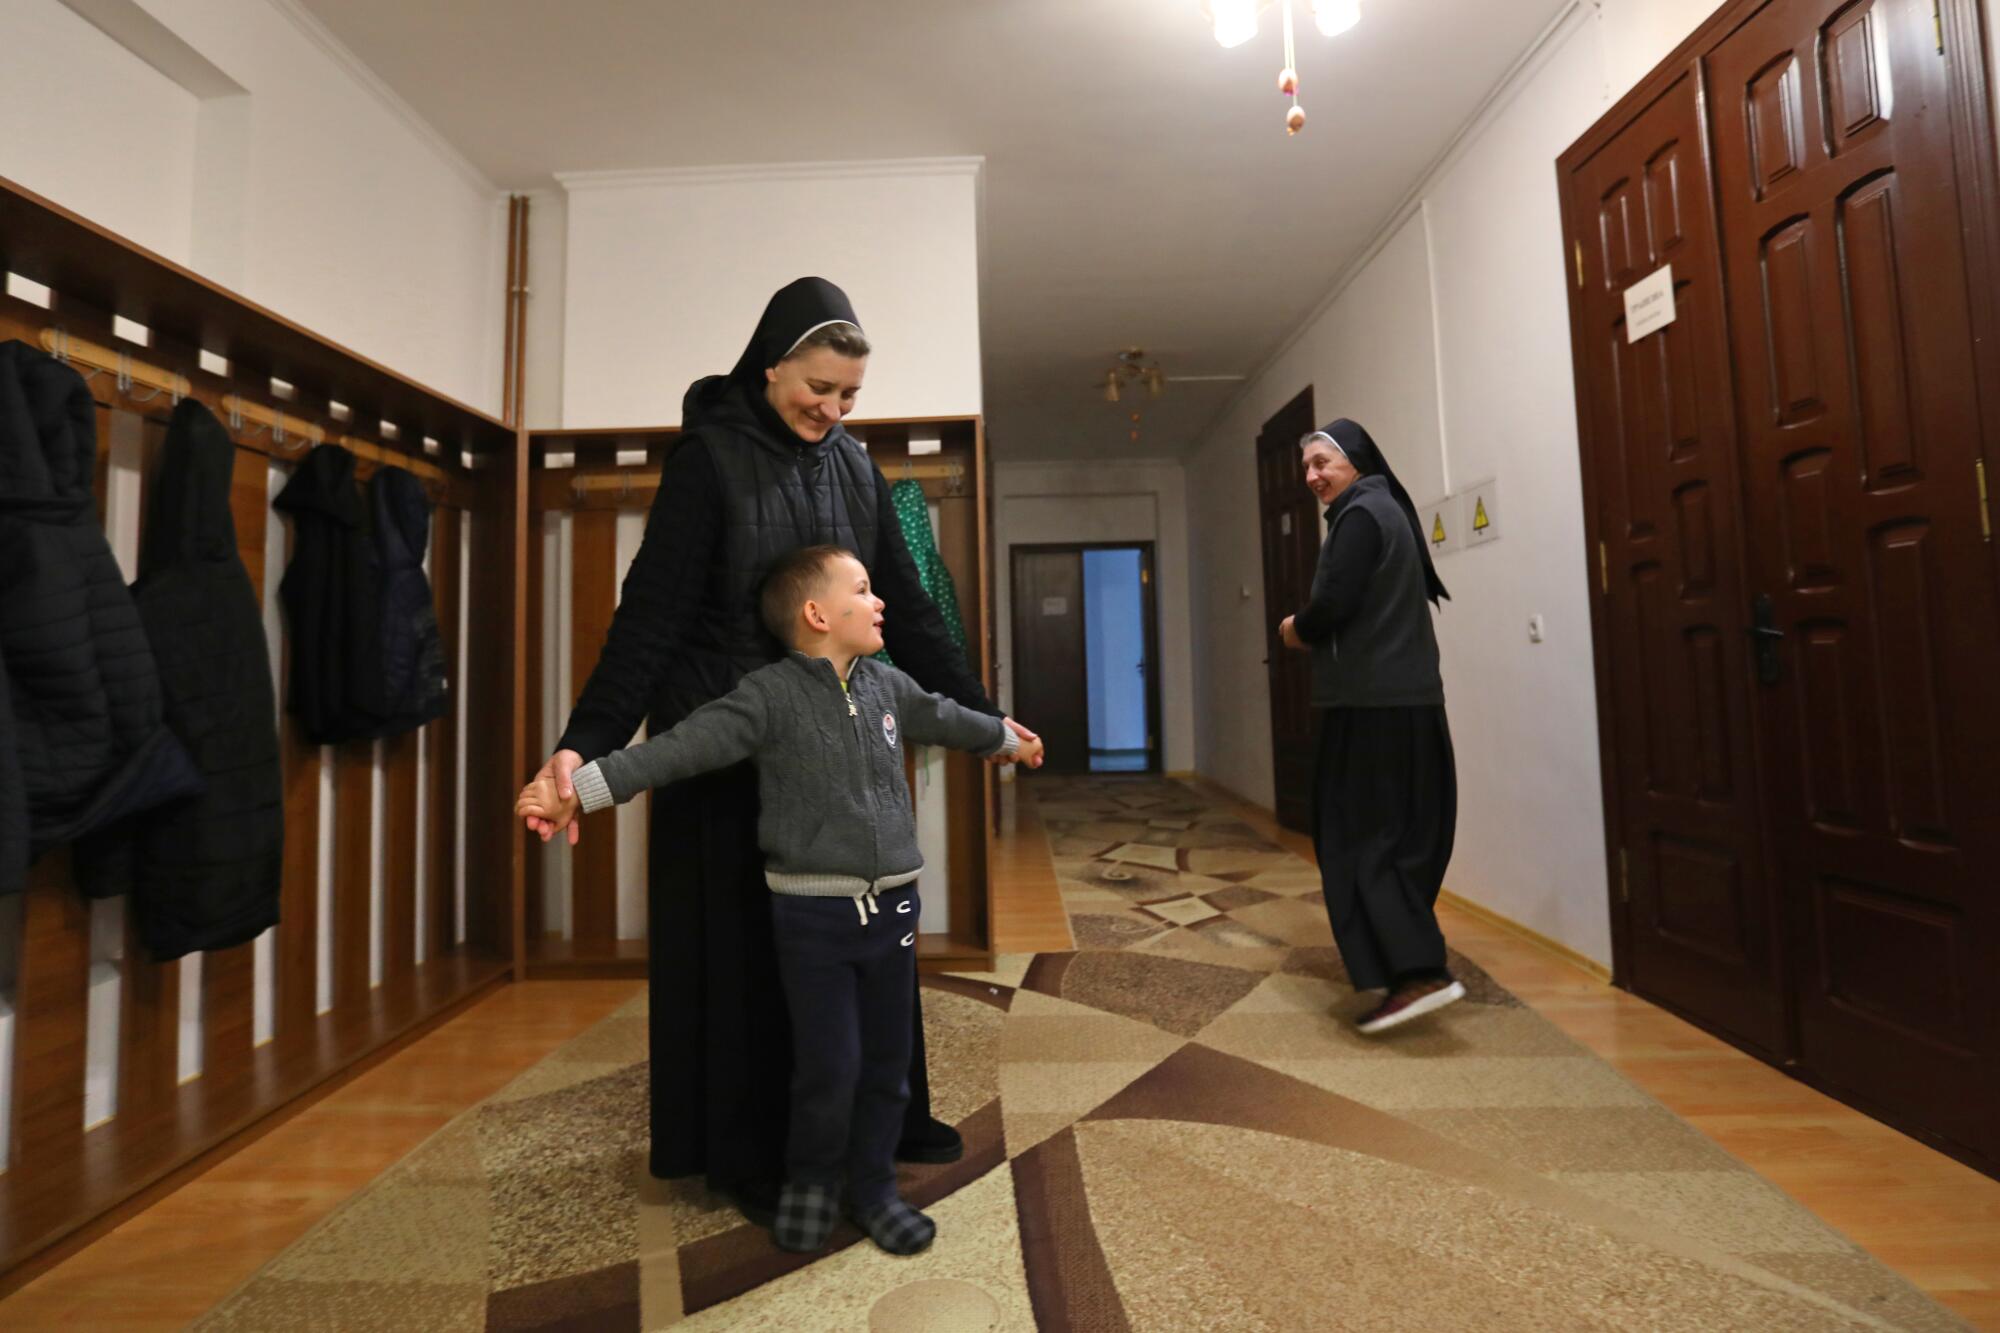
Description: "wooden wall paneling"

(381, 732), (417, 985)
(331, 745), (374, 1010)
(507, 429), (529, 971)
(4, 856), (92, 1252)
(199, 445), (274, 1085)
(116, 417), (179, 1125)
(522, 500), (546, 948)
(460, 466), (516, 960)
(428, 504), (462, 958)
(0, 172), (522, 1279)
(567, 507), (619, 955)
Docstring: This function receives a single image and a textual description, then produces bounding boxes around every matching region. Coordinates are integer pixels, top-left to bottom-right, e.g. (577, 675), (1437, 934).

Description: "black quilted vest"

(654, 379), (881, 729)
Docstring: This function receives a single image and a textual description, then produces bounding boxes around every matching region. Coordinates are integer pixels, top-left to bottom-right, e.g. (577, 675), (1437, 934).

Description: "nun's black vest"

(1309, 474), (1446, 709)
(656, 382), (880, 727)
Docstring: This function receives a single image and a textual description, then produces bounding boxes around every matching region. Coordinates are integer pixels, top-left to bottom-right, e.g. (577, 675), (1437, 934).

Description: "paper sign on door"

(1624, 264), (1676, 343)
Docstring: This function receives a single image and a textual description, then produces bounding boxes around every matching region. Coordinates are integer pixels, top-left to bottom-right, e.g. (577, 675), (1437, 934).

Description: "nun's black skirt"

(1310, 705), (1457, 992)
(645, 760), (940, 1198)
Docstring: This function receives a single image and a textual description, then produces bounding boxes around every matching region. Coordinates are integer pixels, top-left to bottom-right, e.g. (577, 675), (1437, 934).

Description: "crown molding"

(556, 157), (986, 192)
(264, 0), (497, 197)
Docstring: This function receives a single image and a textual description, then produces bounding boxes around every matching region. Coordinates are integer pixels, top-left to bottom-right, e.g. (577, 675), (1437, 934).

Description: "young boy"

(516, 545), (1041, 1257)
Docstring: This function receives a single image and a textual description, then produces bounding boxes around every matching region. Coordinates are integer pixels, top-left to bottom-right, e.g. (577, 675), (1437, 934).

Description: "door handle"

(1749, 593), (1784, 685)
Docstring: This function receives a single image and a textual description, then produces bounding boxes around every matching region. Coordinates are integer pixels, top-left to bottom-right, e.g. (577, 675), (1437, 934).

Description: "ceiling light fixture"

(1204, 0), (1361, 134)
(1311, 0), (1361, 37)
(1210, 0), (1260, 48)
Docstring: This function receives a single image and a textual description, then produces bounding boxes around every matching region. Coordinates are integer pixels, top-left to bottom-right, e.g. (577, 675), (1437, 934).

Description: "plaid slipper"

(852, 1198), (936, 1256)
(772, 1182), (840, 1253)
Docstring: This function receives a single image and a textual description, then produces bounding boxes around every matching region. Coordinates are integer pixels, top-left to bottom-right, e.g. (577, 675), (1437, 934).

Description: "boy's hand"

(1014, 734), (1045, 768)
(516, 775), (580, 841)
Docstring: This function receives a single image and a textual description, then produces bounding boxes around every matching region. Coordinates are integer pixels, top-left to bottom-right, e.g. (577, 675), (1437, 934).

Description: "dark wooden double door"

(1561, 0), (2000, 1168)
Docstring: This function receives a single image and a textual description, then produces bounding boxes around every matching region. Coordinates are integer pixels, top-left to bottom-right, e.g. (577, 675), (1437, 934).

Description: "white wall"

(0, 0), (201, 261)
(0, 0), (505, 415)
(557, 160), (984, 426)
(995, 460), (1196, 773)
(1184, 0), (1739, 966)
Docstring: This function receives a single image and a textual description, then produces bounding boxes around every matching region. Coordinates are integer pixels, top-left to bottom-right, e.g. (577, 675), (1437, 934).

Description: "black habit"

(556, 278), (997, 1203)
(1294, 418), (1457, 992)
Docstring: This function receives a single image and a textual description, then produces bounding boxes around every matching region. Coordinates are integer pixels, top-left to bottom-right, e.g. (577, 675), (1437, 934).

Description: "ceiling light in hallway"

(1206, 0), (1361, 134)
(1312, 0), (1362, 38)
(1209, 0), (1261, 48)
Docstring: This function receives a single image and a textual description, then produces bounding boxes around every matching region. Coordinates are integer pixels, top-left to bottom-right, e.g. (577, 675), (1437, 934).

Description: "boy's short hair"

(759, 545), (857, 648)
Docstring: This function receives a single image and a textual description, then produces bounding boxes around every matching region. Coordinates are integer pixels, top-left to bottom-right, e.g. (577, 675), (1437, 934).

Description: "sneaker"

(1356, 979), (1466, 1035)
(895, 1115), (964, 1165)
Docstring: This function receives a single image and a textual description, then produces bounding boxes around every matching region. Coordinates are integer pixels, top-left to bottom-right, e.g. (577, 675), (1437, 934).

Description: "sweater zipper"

(840, 668), (879, 882)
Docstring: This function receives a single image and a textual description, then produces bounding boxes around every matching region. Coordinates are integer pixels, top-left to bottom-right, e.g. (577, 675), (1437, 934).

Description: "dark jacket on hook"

(361, 466), (447, 736)
(75, 399), (283, 955)
(275, 443), (379, 744)
(0, 340), (203, 898)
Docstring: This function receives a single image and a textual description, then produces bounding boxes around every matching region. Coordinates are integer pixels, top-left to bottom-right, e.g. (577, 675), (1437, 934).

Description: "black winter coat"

(76, 400), (282, 957)
(0, 341), (203, 897)
(363, 466), (446, 735)
(0, 650), (22, 897)
(274, 444), (377, 744)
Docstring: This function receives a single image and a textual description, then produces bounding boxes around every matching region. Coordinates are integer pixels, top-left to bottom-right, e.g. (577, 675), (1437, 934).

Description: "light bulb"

(1311, 0), (1360, 37)
(1212, 0), (1259, 48)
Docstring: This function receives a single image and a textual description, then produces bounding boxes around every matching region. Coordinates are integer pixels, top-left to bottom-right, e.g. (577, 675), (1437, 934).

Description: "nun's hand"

(525, 750), (584, 845)
(1002, 718), (1044, 769)
(1279, 616), (1305, 650)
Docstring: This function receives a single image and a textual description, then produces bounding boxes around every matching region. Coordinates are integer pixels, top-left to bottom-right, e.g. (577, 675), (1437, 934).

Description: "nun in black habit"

(528, 278), (1038, 1221)
(1278, 419), (1464, 1035)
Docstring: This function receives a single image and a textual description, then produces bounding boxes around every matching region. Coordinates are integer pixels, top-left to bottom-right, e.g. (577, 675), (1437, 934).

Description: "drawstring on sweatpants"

(852, 889), (880, 925)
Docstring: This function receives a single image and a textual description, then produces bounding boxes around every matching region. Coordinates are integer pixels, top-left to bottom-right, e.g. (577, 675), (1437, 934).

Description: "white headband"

(1300, 430), (1346, 458)
(783, 319), (863, 359)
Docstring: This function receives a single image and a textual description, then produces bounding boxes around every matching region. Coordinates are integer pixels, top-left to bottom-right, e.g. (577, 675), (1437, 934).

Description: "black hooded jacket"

(558, 277), (994, 758)
(358, 465), (447, 734)
(75, 399), (283, 954)
(0, 341), (203, 897)
(275, 443), (378, 744)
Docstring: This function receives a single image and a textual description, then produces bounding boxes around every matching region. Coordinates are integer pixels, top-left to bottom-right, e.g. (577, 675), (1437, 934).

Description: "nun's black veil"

(684, 276), (864, 433)
(1320, 418), (1450, 607)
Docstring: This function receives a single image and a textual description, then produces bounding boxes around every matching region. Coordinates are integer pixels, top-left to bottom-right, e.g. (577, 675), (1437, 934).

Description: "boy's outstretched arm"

(571, 677), (771, 813)
(888, 669), (1023, 761)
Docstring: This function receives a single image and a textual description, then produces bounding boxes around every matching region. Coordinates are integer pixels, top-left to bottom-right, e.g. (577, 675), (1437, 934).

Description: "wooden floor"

(2, 775), (1995, 1329)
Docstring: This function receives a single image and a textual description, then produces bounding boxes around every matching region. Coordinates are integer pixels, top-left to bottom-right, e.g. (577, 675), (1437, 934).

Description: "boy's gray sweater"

(571, 652), (1014, 897)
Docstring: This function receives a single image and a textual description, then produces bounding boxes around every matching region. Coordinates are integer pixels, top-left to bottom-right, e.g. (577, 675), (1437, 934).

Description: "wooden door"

(1255, 388), (1319, 832)
(1563, 66), (1788, 1055)
(1010, 548), (1090, 772)
(1708, 0), (2000, 1159)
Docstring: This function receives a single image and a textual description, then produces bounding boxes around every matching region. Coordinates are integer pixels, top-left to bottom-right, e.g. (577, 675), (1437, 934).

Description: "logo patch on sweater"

(882, 712), (898, 749)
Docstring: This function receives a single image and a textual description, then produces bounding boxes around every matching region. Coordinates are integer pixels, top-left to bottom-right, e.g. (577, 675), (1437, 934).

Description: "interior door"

(1707, 0), (2000, 1159)
(1564, 65), (1787, 1056)
(1010, 548), (1090, 773)
(1255, 388), (1319, 832)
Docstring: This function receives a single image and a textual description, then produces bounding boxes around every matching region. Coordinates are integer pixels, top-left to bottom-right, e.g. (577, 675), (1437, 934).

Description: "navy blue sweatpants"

(769, 882), (920, 1208)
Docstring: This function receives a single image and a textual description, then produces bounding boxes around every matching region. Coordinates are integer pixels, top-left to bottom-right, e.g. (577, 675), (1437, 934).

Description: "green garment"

(876, 477), (970, 666)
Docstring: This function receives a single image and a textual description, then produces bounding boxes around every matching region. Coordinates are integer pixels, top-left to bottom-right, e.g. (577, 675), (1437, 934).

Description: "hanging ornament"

(1280, 0), (1304, 136)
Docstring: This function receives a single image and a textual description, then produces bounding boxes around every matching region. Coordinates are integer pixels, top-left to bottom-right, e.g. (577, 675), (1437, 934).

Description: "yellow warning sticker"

(1473, 497), (1490, 532)
(1431, 513), (1448, 546)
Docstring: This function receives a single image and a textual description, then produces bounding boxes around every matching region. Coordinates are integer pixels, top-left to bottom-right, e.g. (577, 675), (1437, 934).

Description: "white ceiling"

(298, 0), (1570, 459)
